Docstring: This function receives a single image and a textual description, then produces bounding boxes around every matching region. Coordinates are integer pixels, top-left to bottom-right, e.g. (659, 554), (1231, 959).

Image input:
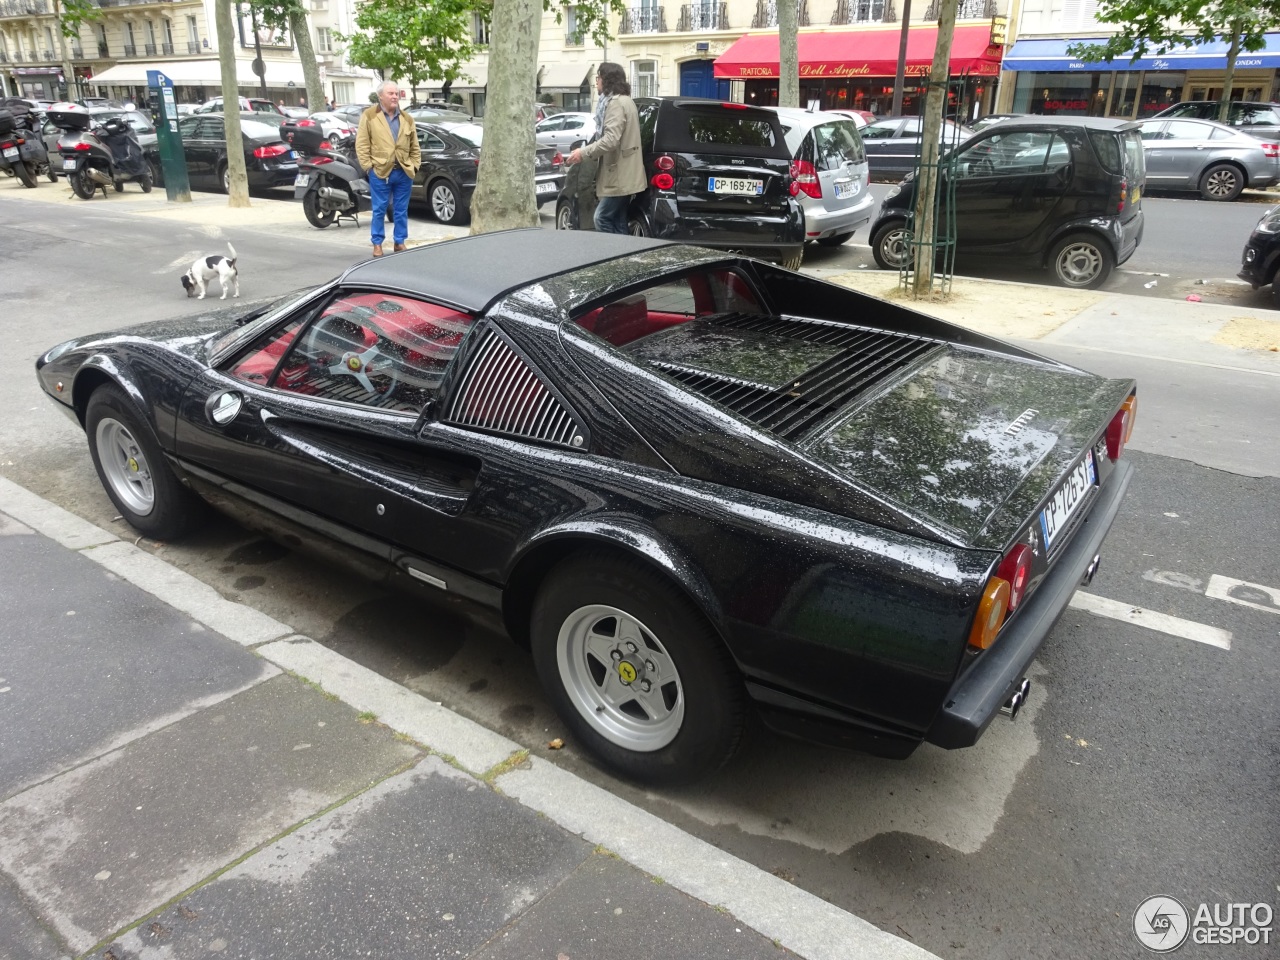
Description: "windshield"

(99, 110), (154, 133)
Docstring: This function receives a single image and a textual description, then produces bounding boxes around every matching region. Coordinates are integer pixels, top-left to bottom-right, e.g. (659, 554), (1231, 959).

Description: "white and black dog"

(181, 242), (240, 300)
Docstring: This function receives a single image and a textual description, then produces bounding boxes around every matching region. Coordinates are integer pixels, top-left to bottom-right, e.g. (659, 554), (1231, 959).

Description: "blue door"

(679, 60), (729, 100)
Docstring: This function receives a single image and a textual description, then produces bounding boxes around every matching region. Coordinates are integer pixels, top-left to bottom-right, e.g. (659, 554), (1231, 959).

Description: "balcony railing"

(97, 41), (109, 56)
(619, 5), (666, 33)
(0, 0), (49, 16)
(0, 52), (7, 62)
(122, 43), (137, 55)
(41, 48), (54, 59)
(751, 0), (809, 28)
(832, 0), (895, 23)
(161, 41), (173, 54)
(187, 39), (199, 54)
(71, 44), (84, 56)
(924, 0), (993, 17)
(677, 1), (728, 30)
(142, 41), (155, 54)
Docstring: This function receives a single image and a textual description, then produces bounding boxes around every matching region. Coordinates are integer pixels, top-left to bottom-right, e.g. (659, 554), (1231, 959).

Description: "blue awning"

(1004, 34), (1280, 72)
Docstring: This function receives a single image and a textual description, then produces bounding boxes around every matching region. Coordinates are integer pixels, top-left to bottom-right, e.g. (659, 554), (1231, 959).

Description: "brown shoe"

(393, 242), (407, 252)
(372, 243), (384, 257)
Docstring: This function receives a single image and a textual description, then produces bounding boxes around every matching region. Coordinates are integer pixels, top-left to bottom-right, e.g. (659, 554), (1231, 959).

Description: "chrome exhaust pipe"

(1000, 678), (1032, 720)
(85, 167), (112, 185)
(1082, 553), (1101, 585)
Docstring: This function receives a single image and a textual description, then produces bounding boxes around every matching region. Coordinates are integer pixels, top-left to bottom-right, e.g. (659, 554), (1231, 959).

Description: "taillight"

(996, 544), (1033, 612)
(311, 156), (334, 165)
(651, 172), (674, 190)
(654, 154), (675, 172)
(319, 140), (332, 150)
(73, 141), (92, 151)
(1262, 142), (1280, 159)
(720, 102), (749, 110)
(552, 150), (563, 167)
(297, 118), (316, 127)
(968, 577), (1011, 650)
(253, 143), (291, 159)
(789, 159), (821, 199)
(1116, 177), (1127, 213)
(1105, 394), (1138, 460)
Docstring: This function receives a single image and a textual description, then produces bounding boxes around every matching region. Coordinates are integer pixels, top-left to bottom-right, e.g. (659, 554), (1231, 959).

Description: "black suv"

(1151, 101), (1280, 140)
(555, 96), (804, 269)
(1238, 204), (1280, 303)
(869, 116), (1146, 289)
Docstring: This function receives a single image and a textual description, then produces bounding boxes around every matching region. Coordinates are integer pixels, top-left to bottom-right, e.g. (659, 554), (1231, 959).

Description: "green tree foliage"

(254, 0), (326, 112)
(338, 0), (480, 93)
(55, 0), (99, 38)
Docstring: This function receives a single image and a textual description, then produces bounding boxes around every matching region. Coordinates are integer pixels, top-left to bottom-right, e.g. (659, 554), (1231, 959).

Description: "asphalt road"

(0, 195), (1276, 960)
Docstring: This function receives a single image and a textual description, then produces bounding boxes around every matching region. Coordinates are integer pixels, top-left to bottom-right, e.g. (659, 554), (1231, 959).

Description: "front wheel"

(139, 175), (152, 193)
(70, 168), (97, 200)
(871, 220), (912, 270)
(1048, 233), (1114, 289)
(85, 384), (205, 540)
(531, 553), (746, 785)
(112, 180), (125, 193)
(628, 216), (650, 238)
(219, 163), (230, 194)
(303, 187), (337, 228)
(42, 161), (57, 183)
(1199, 163), (1244, 201)
(429, 178), (468, 225)
(555, 200), (572, 231)
(13, 159), (36, 188)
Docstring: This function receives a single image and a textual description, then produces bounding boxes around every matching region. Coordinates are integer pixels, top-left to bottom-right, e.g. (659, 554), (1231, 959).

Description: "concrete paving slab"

(471, 852), (786, 960)
(97, 756), (590, 959)
(0, 675), (421, 954)
(0, 518), (278, 798)
(0, 872), (68, 960)
(0, 476), (120, 551)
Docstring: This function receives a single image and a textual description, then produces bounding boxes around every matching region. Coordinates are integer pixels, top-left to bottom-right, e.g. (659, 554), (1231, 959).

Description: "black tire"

(43, 162), (57, 183)
(1048, 232), (1114, 289)
(13, 160), (36, 188)
(139, 174), (152, 193)
(112, 180), (125, 193)
(303, 188), (337, 228)
(871, 219), (912, 270)
(70, 168), (97, 200)
(428, 178), (468, 225)
(150, 161), (164, 187)
(1198, 163), (1244, 201)
(85, 384), (205, 541)
(555, 200), (572, 231)
(816, 231), (854, 248)
(531, 552), (746, 785)
(628, 216), (650, 238)
(219, 162), (229, 194)
(780, 248), (803, 271)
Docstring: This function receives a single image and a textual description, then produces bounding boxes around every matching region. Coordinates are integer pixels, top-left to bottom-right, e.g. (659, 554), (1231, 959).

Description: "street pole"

(249, 3), (268, 99)
(51, 0), (77, 101)
(891, 0), (911, 116)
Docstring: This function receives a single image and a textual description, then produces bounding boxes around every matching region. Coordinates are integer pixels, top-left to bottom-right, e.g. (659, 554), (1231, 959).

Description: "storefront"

(714, 25), (1003, 118)
(1002, 35), (1280, 118)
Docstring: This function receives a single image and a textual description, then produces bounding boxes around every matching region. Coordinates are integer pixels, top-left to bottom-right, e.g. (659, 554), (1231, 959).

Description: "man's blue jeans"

(368, 166), (412, 246)
(594, 194), (632, 234)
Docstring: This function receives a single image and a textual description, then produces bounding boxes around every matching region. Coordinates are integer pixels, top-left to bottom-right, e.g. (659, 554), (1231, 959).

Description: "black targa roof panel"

(338, 229), (670, 314)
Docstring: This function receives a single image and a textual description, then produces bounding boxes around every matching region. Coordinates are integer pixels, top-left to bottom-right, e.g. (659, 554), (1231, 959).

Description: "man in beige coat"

(567, 63), (646, 234)
(356, 80), (422, 257)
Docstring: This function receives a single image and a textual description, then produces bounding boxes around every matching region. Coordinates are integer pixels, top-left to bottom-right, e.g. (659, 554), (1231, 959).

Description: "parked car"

(861, 115), (975, 180)
(1238, 204), (1280, 304)
(1135, 117), (1280, 201)
(535, 110), (596, 152)
(278, 111), (356, 143)
(35, 229), (1137, 784)
(412, 119), (563, 225)
(969, 112), (1025, 134)
(405, 104), (475, 124)
(279, 105), (309, 119)
(175, 113), (299, 192)
(534, 102), (560, 122)
(870, 116), (1146, 289)
(824, 108), (873, 126)
(42, 107), (158, 181)
(1151, 100), (1280, 140)
(195, 97), (284, 116)
(556, 96), (805, 269)
(767, 106), (874, 248)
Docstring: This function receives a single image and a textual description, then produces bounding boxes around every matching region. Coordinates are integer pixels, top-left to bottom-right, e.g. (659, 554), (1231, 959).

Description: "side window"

(573, 269), (761, 347)
(1137, 122), (1165, 141)
(1164, 120), (1206, 140)
(536, 115), (564, 133)
(178, 116), (200, 138)
(419, 131), (446, 151)
(636, 101), (658, 150)
(862, 120), (899, 139)
(241, 293), (475, 412)
(812, 120), (865, 169)
(564, 116), (584, 131)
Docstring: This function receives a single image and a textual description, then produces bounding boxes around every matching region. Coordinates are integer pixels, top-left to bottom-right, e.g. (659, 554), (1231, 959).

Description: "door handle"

(205, 390), (243, 425)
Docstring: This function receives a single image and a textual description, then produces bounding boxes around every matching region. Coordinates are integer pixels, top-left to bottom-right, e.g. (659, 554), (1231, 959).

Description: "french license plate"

(709, 176), (763, 196)
(834, 180), (860, 199)
(2, 146), (18, 159)
(1039, 449), (1097, 551)
(294, 172), (310, 187)
(535, 181), (557, 194)
(62, 158), (77, 170)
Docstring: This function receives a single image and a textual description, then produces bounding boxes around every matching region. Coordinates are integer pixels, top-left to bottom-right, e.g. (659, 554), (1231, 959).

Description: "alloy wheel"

(94, 418), (155, 516)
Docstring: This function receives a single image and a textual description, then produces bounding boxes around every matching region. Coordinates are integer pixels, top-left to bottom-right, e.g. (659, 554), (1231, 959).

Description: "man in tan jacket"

(356, 80), (421, 257)
(566, 63), (646, 234)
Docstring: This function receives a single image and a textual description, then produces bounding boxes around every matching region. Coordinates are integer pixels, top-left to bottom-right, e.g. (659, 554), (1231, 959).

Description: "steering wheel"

(325, 340), (401, 398)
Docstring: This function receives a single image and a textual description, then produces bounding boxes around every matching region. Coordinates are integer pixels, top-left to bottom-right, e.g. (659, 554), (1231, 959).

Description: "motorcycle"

(281, 121), (370, 228)
(50, 103), (152, 199)
(0, 97), (53, 188)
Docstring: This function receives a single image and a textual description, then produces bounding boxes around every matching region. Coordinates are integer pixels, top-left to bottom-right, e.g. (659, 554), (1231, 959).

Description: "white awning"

(90, 58), (307, 88)
(450, 62), (487, 90)
(539, 62), (591, 92)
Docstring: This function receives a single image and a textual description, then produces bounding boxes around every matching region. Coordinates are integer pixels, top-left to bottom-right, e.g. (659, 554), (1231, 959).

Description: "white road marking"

(1142, 569), (1203, 592)
(1069, 591), (1232, 649)
(1205, 575), (1280, 616)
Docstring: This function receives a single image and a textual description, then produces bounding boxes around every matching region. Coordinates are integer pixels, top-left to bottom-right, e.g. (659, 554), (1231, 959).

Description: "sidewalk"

(0, 476), (938, 960)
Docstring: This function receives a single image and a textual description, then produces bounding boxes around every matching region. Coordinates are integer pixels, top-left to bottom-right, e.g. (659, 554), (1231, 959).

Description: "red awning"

(714, 25), (1003, 80)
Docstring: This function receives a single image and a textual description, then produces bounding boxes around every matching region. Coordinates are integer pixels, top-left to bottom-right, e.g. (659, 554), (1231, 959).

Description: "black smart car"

(870, 116), (1146, 289)
(556, 96), (805, 270)
(1238, 204), (1280, 304)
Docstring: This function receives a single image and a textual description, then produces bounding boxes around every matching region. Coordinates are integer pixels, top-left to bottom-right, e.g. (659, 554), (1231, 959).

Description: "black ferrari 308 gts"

(36, 230), (1136, 784)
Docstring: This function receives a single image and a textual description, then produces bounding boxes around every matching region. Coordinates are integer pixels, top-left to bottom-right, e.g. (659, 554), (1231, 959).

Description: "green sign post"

(146, 70), (191, 202)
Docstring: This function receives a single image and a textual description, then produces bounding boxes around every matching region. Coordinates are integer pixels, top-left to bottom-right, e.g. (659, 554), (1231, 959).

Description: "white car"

(535, 111), (596, 152)
(304, 111), (357, 140)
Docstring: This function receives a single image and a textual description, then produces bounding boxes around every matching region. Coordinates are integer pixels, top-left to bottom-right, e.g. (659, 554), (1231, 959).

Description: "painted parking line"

(1069, 591), (1232, 650)
(1204, 575), (1280, 616)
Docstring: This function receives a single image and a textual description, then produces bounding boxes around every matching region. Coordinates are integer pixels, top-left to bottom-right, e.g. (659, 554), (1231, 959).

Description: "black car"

(1238, 204), (1280, 303)
(556, 96), (805, 270)
(870, 116), (1147, 289)
(411, 119), (564, 225)
(35, 230), (1137, 785)
(1151, 100), (1280, 141)
(176, 113), (299, 192)
(861, 115), (975, 181)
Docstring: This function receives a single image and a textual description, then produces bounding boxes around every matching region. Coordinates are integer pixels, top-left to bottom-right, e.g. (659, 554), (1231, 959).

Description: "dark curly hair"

(597, 62), (631, 97)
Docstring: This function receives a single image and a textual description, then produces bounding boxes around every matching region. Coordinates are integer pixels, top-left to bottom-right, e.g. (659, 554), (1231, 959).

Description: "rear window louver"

(650, 312), (939, 442)
(445, 329), (586, 448)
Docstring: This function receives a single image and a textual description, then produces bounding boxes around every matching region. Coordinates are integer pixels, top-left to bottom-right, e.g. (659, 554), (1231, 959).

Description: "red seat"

(592, 294), (649, 346)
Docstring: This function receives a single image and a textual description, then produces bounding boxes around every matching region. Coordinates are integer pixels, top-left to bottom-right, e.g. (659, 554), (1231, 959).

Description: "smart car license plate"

(62, 158), (77, 170)
(2, 146), (18, 159)
(294, 172), (309, 187)
(709, 177), (763, 196)
(1039, 450), (1097, 551)
(536, 181), (557, 194)
(834, 180), (860, 199)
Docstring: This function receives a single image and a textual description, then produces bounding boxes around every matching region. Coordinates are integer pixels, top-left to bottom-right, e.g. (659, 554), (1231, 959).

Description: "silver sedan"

(534, 111), (596, 152)
(1136, 117), (1280, 201)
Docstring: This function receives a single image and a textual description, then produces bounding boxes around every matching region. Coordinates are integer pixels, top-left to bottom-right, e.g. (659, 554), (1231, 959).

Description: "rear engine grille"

(445, 330), (585, 447)
(653, 312), (939, 441)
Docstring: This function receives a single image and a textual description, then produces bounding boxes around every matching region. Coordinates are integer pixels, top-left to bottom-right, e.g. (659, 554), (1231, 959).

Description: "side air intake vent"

(445, 330), (586, 447)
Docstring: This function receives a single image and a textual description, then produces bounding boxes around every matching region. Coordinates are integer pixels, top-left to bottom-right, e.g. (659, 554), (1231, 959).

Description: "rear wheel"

(1048, 232), (1113, 289)
(13, 160), (36, 188)
(871, 220), (912, 270)
(1198, 163), (1244, 201)
(139, 175), (152, 193)
(816, 231), (854, 248)
(780, 248), (803, 271)
(429, 178), (467, 225)
(555, 200), (572, 231)
(42, 161), (57, 182)
(219, 163), (230, 194)
(70, 169), (96, 199)
(303, 188), (337, 228)
(628, 216), (650, 238)
(112, 180), (125, 193)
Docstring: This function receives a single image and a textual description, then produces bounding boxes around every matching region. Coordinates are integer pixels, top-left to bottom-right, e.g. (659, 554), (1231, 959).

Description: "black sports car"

(36, 231), (1136, 785)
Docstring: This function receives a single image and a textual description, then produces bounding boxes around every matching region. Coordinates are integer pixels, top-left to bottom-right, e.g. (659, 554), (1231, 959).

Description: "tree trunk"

(288, 7), (326, 114)
(911, 0), (958, 297)
(1219, 22), (1241, 124)
(216, 0), (251, 207)
(470, 0), (540, 233)
(778, 0), (799, 108)
(51, 0), (76, 101)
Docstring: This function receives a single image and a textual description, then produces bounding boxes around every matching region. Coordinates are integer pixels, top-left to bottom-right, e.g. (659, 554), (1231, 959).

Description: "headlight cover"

(1255, 208), (1280, 234)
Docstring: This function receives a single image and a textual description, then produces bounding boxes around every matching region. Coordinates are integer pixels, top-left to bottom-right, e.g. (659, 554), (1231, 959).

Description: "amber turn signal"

(968, 576), (1011, 650)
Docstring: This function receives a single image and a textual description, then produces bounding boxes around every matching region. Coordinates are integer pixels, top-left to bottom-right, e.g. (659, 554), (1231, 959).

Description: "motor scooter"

(50, 103), (152, 199)
(281, 122), (370, 228)
(0, 98), (53, 188)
